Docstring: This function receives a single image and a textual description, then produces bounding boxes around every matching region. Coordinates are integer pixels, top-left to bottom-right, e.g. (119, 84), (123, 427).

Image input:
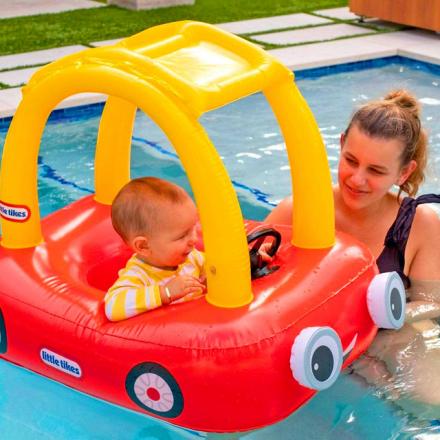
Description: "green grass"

(0, 0), (348, 56)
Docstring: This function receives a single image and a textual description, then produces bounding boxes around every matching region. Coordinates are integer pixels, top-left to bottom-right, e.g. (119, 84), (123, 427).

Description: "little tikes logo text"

(0, 200), (30, 222)
(40, 348), (82, 378)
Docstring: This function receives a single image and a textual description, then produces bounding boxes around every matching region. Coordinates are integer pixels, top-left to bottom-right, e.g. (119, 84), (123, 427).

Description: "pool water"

(1, 56), (440, 439)
(0, 359), (407, 440)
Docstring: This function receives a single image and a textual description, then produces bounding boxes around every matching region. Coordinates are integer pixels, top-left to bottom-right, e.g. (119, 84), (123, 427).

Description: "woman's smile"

(344, 181), (369, 197)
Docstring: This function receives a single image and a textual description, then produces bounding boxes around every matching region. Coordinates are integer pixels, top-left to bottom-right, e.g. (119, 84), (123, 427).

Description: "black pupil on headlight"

(311, 345), (334, 382)
(390, 287), (402, 320)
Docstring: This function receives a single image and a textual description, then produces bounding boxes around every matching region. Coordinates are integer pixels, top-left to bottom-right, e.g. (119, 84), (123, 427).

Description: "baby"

(104, 177), (206, 321)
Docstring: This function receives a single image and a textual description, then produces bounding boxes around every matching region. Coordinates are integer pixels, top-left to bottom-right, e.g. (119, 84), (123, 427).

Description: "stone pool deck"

(0, 5), (440, 118)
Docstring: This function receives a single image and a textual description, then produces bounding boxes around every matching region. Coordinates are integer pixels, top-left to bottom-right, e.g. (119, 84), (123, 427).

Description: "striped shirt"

(104, 249), (205, 321)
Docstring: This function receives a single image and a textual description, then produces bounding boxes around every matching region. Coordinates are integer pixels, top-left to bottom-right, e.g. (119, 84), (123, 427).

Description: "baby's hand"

(258, 242), (275, 262)
(165, 275), (205, 302)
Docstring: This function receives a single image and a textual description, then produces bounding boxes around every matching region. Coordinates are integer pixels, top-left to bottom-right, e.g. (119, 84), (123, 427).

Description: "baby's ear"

(131, 235), (150, 254)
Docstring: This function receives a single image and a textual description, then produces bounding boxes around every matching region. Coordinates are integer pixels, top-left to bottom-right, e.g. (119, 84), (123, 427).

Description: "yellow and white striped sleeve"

(104, 259), (163, 321)
(192, 249), (206, 277)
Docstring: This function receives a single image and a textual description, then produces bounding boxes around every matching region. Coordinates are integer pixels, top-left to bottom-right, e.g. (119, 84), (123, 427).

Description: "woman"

(266, 89), (440, 285)
(266, 90), (440, 409)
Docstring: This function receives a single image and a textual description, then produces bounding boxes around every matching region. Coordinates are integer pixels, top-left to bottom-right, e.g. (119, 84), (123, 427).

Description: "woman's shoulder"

(391, 193), (440, 233)
(265, 196), (293, 224)
(412, 203), (440, 237)
(406, 201), (440, 280)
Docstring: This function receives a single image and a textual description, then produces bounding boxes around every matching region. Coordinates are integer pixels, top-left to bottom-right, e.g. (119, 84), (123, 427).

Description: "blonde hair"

(111, 177), (189, 242)
(345, 89), (428, 197)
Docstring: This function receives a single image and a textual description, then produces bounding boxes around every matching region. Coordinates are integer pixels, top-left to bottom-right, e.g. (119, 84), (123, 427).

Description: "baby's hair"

(111, 176), (189, 242)
(345, 89), (427, 197)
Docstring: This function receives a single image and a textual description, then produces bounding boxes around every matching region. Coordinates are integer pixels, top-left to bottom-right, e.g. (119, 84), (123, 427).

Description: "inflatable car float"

(0, 21), (405, 432)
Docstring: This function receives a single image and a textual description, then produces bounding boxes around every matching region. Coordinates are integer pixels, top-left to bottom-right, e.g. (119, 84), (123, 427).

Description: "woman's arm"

(264, 196), (292, 224)
(406, 278), (440, 322)
(406, 205), (440, 281)
(405, 301), (440, 322)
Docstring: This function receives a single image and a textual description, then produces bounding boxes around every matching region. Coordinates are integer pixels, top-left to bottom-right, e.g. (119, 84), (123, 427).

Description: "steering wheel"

(247, 227), (282, 279)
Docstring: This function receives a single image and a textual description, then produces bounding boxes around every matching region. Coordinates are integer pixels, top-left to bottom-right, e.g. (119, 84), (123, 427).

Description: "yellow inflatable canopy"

(0, 21), (334, 308)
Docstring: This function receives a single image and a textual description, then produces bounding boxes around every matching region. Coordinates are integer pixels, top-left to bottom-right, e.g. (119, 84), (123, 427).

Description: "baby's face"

(144, 197), (199, 269)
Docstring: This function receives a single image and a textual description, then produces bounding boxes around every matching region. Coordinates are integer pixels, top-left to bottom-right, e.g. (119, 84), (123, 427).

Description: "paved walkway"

(0, 4), (440, 118)
(0, 0), (104, 19)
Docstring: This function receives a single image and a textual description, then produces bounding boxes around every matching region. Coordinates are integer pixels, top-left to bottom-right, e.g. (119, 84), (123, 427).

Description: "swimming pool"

(0, 56), (440, 439)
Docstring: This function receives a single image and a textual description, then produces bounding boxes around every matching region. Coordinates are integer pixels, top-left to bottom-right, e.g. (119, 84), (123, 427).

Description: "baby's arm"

(105, 275), (205, 321)
(105, 276), (163, 321)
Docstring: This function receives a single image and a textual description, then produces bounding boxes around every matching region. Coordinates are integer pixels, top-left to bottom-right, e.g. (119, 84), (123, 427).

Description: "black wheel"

(0, 308), (7, 354)
(126, 362), (183, 418)
(247, 227), (281, 279)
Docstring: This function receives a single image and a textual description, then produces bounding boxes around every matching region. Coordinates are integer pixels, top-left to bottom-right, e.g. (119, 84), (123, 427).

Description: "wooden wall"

(349, 0), (440, 32)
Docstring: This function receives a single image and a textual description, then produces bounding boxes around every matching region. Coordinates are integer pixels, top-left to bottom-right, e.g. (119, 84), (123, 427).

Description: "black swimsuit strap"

(384, 194), (440, 254)
(377, 194), (440, 287)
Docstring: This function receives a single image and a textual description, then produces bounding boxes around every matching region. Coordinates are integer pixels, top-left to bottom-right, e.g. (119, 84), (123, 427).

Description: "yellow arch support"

(94, 96), (136, 203)
(0, 21), (335, 309)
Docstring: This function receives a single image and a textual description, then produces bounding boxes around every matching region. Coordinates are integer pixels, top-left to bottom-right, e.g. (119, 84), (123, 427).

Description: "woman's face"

(338, 124), (413, 210)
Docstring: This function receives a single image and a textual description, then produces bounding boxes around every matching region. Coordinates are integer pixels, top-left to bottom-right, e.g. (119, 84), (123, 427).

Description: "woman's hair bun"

(384, 89), (420, 116)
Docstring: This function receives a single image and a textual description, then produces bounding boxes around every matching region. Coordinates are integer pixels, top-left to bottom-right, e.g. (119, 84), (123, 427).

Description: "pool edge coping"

(2, 53), (440, 128)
